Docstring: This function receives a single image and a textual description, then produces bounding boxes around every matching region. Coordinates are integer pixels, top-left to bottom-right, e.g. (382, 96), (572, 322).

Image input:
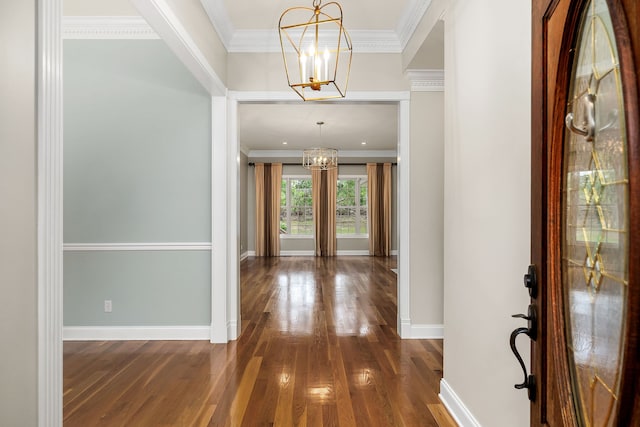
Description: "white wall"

(409, 91), (444, 327)
(0, 1), (37, 425)
(442, 0), (532, 426)
(228, 53), (410, 92)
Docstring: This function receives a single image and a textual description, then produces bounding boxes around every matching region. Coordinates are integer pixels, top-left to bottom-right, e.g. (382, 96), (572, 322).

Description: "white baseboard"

(391, 249), (398, 256)
(240, 251), (249, 261)
(63, 326), (210, 341)
(227, 320), (239, 341)
(409, 323), (444, 339)
(399, 318), (412, 338)
(336, 250), (369, 256)
(279, 250), (315, 256)
(250, 250), (397, 257)
(439, 379), (482, 427)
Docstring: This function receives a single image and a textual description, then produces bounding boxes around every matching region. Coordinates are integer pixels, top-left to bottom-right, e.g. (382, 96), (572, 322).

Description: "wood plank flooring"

(63, 256), (456, 426)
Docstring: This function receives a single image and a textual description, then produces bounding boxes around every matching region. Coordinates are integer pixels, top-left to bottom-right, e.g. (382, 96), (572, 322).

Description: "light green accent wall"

(64, 40), (212, 327)
(64, 252), (211, 325)
(64, 40), (211, 243)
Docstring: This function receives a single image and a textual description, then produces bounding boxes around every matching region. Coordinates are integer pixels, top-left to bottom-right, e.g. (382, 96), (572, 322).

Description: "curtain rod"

(248, 162), (397, 166)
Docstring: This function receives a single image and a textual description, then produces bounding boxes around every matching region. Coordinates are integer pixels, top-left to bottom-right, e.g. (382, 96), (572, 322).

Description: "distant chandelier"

(303, 121), (338, 170)
(278, 0), (353, 101)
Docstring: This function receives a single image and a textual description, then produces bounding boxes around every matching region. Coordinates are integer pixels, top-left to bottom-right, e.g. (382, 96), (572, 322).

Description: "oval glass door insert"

(562, 0), (629, 425)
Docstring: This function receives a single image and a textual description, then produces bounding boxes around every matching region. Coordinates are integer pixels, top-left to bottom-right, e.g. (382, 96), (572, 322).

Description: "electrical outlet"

(104, 300), (112, 313)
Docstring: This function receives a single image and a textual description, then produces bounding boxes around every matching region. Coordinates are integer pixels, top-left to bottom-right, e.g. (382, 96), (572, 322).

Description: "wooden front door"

(527, 0), (640, 425)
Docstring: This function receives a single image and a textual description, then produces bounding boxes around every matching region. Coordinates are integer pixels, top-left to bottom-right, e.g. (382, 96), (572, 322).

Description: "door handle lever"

(509, 304), (537, 401)
(511, 304), (537, 340)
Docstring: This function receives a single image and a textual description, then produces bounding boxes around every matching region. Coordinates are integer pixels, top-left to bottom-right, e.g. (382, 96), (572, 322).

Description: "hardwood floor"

(63, 256), (456, 426)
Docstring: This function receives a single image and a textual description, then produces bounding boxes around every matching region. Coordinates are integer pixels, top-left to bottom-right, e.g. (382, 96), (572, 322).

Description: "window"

(336, 177), (368, 236)
(280, 175), (368, 237)
(280, 177), (313, 236)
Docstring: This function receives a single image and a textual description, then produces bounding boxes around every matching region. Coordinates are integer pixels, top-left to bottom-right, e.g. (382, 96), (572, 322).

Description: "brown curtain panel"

(312, 168), (337, 256)
(255, 163), (282, 256)
(367, 163), (392, 256)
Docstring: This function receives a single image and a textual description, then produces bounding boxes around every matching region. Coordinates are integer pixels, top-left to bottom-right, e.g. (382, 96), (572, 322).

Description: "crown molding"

(227, 29), (402, 53)
(239, 145), (251, 156)
(350, 30), (403, 53)
(200, 0), (428, 54)
(397, 0), (433, 49)
(338, 150), (397, 158)
(405, 69), (444, 92)
(199, 0), (234, 50)
(247, 149), (397, 158)
(62, 16), (160, 39)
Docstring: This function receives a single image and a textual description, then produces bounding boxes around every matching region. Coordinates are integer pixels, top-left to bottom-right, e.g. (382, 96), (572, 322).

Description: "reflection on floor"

(63, 256), (455, 426)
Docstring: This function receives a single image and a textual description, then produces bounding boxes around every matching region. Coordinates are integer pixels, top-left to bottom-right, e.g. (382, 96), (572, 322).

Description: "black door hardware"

(510, 304), (537, 401)
(524, 264), (537, 298)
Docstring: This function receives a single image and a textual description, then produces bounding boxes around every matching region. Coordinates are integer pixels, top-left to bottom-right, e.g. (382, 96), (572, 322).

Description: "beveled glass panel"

(562, 0), (629, 426)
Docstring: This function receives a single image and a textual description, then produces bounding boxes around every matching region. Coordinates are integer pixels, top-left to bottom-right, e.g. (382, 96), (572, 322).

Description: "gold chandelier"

(303, 121), (338, 170)
(279, 0), (353, 101)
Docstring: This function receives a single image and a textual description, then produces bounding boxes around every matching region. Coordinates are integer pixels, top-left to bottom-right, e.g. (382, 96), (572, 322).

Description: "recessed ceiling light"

(282, 141), (288, 145)
(361, 141), (367, 145)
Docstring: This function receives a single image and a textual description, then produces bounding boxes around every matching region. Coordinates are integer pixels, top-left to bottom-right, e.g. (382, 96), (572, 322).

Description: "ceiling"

(223, 0), (409, 31)
(239, 102), (398, 152)
(201, 0), (425, 155)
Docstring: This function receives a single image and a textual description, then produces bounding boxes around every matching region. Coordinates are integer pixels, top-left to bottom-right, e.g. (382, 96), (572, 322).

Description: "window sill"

(280, 234), (313, 239)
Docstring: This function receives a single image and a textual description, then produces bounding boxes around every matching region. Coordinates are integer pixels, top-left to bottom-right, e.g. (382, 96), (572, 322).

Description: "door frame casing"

(38, 0), (64, 425)
(224, 90), (412, 341)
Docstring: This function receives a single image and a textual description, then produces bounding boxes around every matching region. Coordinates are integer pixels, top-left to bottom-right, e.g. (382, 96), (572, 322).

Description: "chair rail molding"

(63, 242), (212, 251)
